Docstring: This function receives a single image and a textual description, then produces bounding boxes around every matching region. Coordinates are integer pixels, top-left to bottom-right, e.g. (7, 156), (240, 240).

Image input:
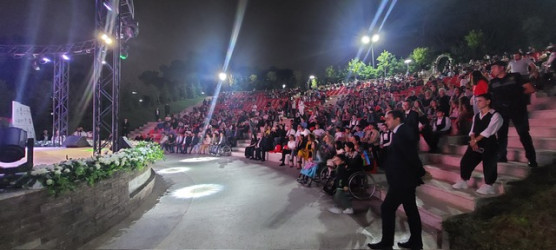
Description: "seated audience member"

(423, 109), (452, 153)
(245, 133), (259, 159)
(327, 154), (354, 215)
(279, 135), (298, 167)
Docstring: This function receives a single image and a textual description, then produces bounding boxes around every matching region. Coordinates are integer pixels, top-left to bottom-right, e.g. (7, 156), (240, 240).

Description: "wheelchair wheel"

(348, 171), (376, 200)
(315, 165), (330, 185)
(218, 145), (232, 156)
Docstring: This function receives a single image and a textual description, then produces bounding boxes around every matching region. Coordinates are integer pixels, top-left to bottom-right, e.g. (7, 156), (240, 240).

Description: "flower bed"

(16, 142), (164, 196)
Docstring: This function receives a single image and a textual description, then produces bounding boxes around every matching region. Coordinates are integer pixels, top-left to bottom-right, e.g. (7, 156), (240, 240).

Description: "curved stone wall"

(0, 166), (156, 250)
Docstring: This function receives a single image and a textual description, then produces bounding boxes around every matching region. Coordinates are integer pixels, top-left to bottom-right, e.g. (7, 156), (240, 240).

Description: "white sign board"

(11, 101), (36, 139)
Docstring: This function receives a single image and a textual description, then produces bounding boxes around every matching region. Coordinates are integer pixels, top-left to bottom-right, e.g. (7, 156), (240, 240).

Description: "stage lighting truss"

(0, 0), (138, 156)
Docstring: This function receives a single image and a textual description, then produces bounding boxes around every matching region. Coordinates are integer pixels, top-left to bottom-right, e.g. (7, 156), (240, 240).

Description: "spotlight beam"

(378, 0), (398, 32)
(202, 0), (247, 135)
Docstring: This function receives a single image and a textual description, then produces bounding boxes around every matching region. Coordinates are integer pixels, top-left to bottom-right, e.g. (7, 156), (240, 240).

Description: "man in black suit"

(368, 110), (425, 250)
(402, 100), (419, 135)
(181, 131), (193, 154)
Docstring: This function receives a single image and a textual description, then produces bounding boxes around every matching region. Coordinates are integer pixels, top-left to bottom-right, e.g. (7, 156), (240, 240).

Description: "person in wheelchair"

(327, 154), (354, 215)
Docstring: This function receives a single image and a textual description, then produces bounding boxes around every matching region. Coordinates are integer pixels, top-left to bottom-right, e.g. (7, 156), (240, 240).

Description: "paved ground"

(82, 154), (437, 249)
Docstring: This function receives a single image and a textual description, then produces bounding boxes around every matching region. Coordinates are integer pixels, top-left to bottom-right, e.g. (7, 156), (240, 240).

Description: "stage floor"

(1, 147), (105, 169)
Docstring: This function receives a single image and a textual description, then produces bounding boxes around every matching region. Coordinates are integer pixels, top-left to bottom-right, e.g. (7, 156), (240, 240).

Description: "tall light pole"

(371, 34), (380, 68)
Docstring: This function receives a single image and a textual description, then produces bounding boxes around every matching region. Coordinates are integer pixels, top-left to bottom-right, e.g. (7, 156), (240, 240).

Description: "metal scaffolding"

(1, 0), (137, 155)
(52, 57), (70, 146)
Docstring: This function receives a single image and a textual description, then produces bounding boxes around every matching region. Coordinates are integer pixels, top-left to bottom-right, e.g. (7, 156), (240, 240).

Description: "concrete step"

(529, 95), (556, 111)
(508, 136), (556, 151)
(530, 109), (556, 119)
(527, 118), (556, 127)
(425, 153), (530, 179)
(442, 144), (556, 166)
(508, 126), (556, 137)
(424, 164), (519, 194)
(375, 185), (471, 234)
(419, 179), (495, 211)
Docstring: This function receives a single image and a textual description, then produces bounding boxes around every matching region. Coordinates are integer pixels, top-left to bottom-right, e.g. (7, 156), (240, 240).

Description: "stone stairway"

(230, 94), (556, 248)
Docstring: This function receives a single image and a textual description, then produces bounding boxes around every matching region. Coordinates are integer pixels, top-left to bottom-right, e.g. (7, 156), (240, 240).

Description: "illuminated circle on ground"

(172, 184), (224, 199)
(179, 157), (219, 163)
(157, 167), (191, 174)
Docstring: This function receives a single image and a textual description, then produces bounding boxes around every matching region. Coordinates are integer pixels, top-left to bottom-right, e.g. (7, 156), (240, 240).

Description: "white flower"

(63, 169), (71, 173)
(46, 179), (54, 185)
(95, 163), (101, 170)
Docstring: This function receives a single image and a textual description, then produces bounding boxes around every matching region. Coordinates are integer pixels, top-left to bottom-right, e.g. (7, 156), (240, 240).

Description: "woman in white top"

(279, 135), (298, 167)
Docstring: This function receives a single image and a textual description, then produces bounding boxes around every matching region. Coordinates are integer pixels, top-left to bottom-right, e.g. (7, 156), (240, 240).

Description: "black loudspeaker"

(0, 127), (27, 163)
(119, 136), (134, 149)
(63, 136), (91, 147)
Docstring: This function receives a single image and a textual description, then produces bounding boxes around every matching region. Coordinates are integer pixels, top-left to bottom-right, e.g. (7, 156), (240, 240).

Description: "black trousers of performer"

(460, 139), (498, 185)
(280, 149), (292, 163)
(380, 187), (422, 247)
(497, 107), (536, 163)
(255, 147), (266, 161)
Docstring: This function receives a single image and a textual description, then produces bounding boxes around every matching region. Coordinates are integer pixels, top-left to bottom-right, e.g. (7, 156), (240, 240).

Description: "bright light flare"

(61, 54), (70, 61)
(100, 33), (113, 45)
(372, 34), (380, 43)
(172, 184), (224, 199)
(179, 157), (219, 163)
(361, 35), (370, 44)
(218, 72), (227, 81)
(309, 75), (315, 80)
(41, 57), (51, 63)
(157, 167), (191, 174)
(103, 1), (113, 11)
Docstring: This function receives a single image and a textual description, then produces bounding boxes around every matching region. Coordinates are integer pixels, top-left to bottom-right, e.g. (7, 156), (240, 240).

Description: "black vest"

(434, 117), (448, 131)
(380, 131), (392, 146)
(473, 110), (498, 147)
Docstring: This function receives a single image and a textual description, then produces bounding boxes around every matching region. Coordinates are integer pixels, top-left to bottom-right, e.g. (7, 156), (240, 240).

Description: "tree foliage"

(409, 47), (432, 71)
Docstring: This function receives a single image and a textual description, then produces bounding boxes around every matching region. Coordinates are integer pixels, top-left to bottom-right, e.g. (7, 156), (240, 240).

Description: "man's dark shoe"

(497, 158), (508, 163)
(279, 162), (285, 166)
(528, 161), (538, 168)
(397, 241), (423, 249)
(367, 242), (393, 250)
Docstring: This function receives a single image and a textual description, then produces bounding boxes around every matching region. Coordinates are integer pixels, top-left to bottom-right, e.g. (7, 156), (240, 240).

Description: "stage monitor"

(0, 127), (27, 163)
(63, 136), (91, 148)
(119, 136), (134, 149)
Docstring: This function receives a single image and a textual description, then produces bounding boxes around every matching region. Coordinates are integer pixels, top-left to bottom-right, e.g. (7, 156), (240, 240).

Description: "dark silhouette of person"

(368, 110), (425, 250)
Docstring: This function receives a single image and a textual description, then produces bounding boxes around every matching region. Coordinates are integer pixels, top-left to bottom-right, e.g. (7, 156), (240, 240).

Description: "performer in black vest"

(452, 93), (503, 195)
(487, 60), (537, 167)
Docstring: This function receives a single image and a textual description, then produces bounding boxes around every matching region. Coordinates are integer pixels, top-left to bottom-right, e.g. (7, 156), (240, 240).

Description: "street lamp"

(308, 75), (316, 89)
(404, 59), (412, 76)
(361, 35), (370, 45)
(309, 75), (315, 80)
(282, 84), (286, 89)
(218, 72), (227, 81)
(370, 34), (379, 68)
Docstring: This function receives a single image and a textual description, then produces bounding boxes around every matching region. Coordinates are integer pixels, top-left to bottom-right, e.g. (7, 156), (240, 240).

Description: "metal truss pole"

(93, 0), (124, 154)
(52, 57), (69, 146)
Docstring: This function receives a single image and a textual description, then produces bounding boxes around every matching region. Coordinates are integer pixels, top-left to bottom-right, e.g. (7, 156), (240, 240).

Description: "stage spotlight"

(41, 57), (51, 64)
(120, 46), (128, 60)
(218, 72), (227, 81)
(103, 0), (113, 11)
(32, 61), (40, 71)
(102, 60), (107, 64)
(100, 33), (113, 45)
(61, 54), (70, 61)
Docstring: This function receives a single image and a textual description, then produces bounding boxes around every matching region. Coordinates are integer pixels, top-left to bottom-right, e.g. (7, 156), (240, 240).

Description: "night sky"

(0, 0), (554, 83)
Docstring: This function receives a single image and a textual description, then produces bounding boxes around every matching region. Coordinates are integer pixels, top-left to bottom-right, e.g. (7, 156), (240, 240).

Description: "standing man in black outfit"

(368, 110), (425, 250)
(487, 61), (538, 168)
(452, 93), (503, 195)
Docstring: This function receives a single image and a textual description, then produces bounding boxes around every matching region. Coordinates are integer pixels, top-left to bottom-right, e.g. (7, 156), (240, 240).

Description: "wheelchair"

(319, 166), (377, 200)
(210, 143), (232, 156)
